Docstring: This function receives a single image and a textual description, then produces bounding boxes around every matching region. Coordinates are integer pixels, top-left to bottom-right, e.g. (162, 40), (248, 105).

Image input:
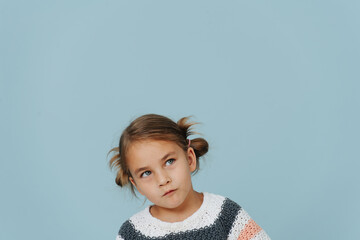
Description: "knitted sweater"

(116, 192), (271, 240)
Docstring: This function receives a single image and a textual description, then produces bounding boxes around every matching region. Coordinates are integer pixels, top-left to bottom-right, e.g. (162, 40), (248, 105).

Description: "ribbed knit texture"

(116, 192), (271, 240)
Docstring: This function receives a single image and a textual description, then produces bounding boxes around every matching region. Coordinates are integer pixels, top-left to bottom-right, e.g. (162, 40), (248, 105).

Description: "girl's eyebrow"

(134, 151), (176, 175)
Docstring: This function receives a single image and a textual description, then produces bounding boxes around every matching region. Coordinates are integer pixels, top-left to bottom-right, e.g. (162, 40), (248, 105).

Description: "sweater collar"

(142, 192), (209, 229)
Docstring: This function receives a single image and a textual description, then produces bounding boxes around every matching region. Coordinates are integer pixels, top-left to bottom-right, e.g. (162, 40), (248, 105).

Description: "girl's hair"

(108, 114), (209, 196)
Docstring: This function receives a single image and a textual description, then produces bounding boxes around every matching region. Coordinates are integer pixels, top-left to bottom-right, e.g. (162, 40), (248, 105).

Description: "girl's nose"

(157, 171), (171, 186)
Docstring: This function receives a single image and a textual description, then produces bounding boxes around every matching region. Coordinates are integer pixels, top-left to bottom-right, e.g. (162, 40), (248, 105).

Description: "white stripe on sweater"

(227, 208), (252, 240)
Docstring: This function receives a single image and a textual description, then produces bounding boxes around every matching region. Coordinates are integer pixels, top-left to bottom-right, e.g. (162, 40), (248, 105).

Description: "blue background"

(1, 1), (359, 239)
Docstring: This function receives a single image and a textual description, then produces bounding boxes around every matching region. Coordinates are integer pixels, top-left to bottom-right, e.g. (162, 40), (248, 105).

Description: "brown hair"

(108, 114), (209, 196)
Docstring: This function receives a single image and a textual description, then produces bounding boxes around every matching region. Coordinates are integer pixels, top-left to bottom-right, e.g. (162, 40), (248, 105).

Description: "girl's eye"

(165, 159), (175, 166)
(141, 171), (151, 178)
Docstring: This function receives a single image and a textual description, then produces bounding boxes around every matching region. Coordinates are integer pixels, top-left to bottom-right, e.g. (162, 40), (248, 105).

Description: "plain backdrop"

(1, 1), (359, 239)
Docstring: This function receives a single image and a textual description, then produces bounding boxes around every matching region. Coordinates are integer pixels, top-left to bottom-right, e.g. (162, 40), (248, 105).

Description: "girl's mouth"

(163, 189), (176, 196)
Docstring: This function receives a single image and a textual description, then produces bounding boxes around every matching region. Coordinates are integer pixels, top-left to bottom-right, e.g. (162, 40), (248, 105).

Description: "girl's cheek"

(140, 176), (153, 184)
(168, 163), (177, 170)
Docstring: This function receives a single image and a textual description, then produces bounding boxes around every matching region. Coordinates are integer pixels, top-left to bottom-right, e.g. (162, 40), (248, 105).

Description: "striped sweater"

(116, 192), (271, 240)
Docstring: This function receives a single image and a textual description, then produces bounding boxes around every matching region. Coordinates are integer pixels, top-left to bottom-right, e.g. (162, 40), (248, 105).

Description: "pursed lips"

(163, 189), (176, 196)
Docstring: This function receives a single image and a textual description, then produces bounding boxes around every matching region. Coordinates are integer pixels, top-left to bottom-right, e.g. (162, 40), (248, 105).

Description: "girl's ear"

(129, 176), (136, 187)
(129, 176), (145, 196)
(187, 147), (197, 172)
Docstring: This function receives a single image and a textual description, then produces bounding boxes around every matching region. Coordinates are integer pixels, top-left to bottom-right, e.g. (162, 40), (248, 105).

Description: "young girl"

(109, 114), (271, 240)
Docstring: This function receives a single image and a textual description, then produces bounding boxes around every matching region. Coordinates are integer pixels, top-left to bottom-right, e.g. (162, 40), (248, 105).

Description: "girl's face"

(127, 139), (197, 210)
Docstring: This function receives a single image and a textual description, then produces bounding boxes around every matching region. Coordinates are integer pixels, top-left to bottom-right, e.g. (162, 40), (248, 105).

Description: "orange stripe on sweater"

(237, 219), (262, 240)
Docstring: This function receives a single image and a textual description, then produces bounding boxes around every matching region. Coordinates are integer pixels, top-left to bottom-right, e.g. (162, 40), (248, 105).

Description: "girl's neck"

(149, 190), (204, 223)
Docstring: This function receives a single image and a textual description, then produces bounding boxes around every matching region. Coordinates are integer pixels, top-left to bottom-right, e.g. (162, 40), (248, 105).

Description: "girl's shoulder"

(116, 206), (150, 239)
(212, 192), (272, 240)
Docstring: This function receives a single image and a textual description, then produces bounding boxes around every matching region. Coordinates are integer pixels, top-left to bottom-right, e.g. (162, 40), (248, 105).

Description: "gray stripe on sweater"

(118, 198), (241, 240)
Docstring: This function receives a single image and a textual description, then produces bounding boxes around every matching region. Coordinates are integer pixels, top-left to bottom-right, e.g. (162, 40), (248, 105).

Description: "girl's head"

(108, 114), (209, 200)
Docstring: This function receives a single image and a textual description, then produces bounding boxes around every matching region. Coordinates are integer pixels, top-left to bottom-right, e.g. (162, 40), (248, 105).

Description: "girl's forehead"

(126, 140), (183, 166)
(128, 140), (180, 155)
